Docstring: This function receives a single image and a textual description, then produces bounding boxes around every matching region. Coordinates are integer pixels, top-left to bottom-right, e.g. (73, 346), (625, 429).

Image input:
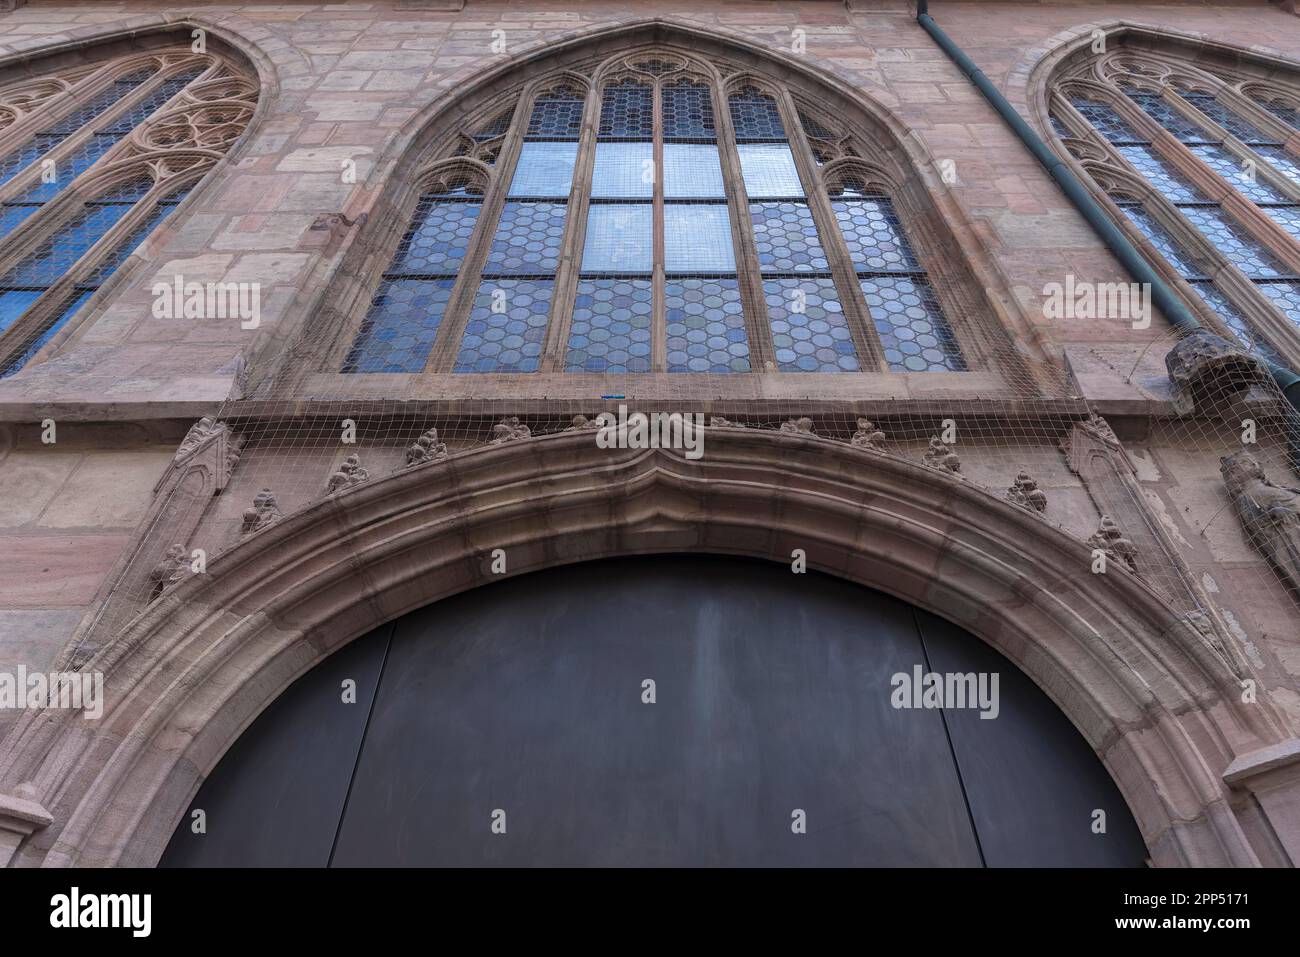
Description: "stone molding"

(0, 428), (1291, 867)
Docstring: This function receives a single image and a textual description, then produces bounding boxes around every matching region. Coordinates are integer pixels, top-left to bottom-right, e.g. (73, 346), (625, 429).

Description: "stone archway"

(0, 427), (1287, 866)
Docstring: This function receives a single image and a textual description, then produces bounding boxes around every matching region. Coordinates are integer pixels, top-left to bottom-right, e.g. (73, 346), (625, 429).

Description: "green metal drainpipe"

(913, 0), (1300, 421)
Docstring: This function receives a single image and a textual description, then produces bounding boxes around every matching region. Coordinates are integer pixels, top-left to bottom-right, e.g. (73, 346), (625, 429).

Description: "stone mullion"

(651, 80), (666, 372)
(774, 87), (886, 373)
(536, 82), (601, 373)
(0, 179), (187, 371)
(423, 82), (537, 373)
(0, 57), (140, 163)
(1212, 83), (1300, 164)
(714, 82), (776, 373)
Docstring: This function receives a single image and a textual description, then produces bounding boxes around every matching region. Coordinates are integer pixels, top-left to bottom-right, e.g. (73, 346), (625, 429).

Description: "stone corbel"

(0, 788), (51, 867)
(1164, 330), (1269, 416)
(1224, 739), (1300, 865)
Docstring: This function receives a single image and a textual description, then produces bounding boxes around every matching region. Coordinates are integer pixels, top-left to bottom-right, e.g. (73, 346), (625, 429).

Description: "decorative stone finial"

(780, 416), (815, 435)
(405, 427), (448, 467)
(491, 416), (531, 444)
(327, 454), (369, 494)
(240, 488), (282, 536)
(1006, 470), (1047, 512)
(1220, 451), (1300, 593)
(1087, 515), (1138, 571)
(851, 417), (886, 451)
(923, 436), (961, 474)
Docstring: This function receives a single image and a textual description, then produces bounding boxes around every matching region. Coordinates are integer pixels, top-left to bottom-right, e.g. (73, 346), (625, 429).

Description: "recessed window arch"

(339, 42), (985, 377)
(1045, 35), (1300, 363)
(0, 37), (258, 376)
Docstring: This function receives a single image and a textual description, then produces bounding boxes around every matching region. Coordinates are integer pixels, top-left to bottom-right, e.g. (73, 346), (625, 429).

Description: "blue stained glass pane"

(598, 82), (653, 137)
(832, 198), (920, 272)
(663, 143), (725, 198)
(736, 143), (804, 198)
(581, 204), (652, 273)
(1263, 206), (1300, 244)
(662, 81), (715, 139)
(1120, 205), (1207, 278)
(1179, 92), (1275, 144)
(509, 142), (577, 197)
(17, 135), (119, 202)
(1259, 281), (1300, 331)
(664, 204), (735, 273)
(1187, 144), (1291, 204)
(454, 279), (553, 373)
(1049, 113), (1072, 139)
(41, 68), (154, 137)
(1121, 88), (1208, 142)
(1186, 281), (1283, 363)
(1, 203), (130, 287)
(389, 199), (481, 276)
(763, 277), (859, 372)
(729, 90), (786, 140)
(527, 93), (585, 138)
(1178, 206), (1292, 279)
(591, 142), (653, 199)
(80, 201), (174, 287)
(0, 141), (48, 189)
(1117, 145), (1207, 203)
(0, 290), (92, 378)
(1252, 95), (1300, 130)
(0, 203), (38, 240)
(565, 278), (653, 373)
(0, 290), (42, 333)
(484, 201), (567, 275)
(750, 202), (827, 273)
(1070, 96), (1145, 143)
(665, 278), (750, 372)
(100, 68), (202, 133)
(859, 275), (965, 372)
(343, 278), (455, 373)
(1255, 146), (1300, 187)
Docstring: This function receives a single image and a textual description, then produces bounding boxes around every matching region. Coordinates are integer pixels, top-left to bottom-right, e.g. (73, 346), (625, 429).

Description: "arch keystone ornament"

(0, 428), (1297, 868)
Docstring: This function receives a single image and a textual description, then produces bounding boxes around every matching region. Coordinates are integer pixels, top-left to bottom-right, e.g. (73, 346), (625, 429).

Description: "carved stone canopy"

(1165, 330), (1269, 412)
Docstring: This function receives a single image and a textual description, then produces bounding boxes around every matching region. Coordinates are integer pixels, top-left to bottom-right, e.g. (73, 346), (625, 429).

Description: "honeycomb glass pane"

(0, 289), (42, 333)
(0, 289), (92, 379)
(832, 198), (920, 272)
(1259, 281), (1300, 331)
(0, 203), (38, 240)
(749, 202), (827, 273)
(1070, 96), (1146, 143)
(1120, 204), (1207, 278)
(484, 201), (567, 275)
(1179, 92), (1275, 144)
(663, 143), (724, 198)
(1255, 146), (1300, 187)
(662, 80), (715, 139)
(582, 204), (652, 273)
(665, 278), (750, 372)
(454, 279), (554, 373)
(736, 143), (804, 198)
(599, 81), (653, 137)
(1187, 144), (1291, 204)
(527, 92), (585, 138)
(1186, 281), (1283, 363)
(565, 278), (653, 373)
(388, 198), (481, 276)
(0, 202), (130, 287)
(1179, 205), (1291, 279)
(763, 277), (859, 372)
(729, 90), (786, 140)
(591, 142), (654, 199)
(343, 278), (455, 373)
(858, 276), (965, 372)
(1121, 89), (1208, 142)
(1252, 95), (1300, 130)
(664, 204), (735, 273)
(509, 142), (577, 197)
(1116, 145), (1207, 203)
(1263, 206), (1300, 244)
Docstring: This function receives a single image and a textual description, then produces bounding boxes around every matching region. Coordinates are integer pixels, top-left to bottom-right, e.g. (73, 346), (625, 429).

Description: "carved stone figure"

(240, 488), (282, 536)
(1165, 330), (1267, 412)
(923, 436), (961, 475)
(565, 414), (599, 431)
(780, 416), (815, 435)
(326, 454), (369, 494)
(175, 416), (219, 460)
(709, 416), (744, 428)
(405, 427), (448, 467)
(491, 416), (531, 444)
(1220, 452), (1300, 592)
(148, 544), (191, 597)
(850, 418), (886, 451)
(1006, 470), (1047, 512)
(1087, 515), (1139, 572)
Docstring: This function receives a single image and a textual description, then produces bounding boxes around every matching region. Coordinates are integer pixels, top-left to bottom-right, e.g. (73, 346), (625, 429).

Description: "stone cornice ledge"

(1223, 738), (1300, 788)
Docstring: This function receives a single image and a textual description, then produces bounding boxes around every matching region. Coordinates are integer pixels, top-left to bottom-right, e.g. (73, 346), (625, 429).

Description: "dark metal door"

(162, 556), (1146, 866)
